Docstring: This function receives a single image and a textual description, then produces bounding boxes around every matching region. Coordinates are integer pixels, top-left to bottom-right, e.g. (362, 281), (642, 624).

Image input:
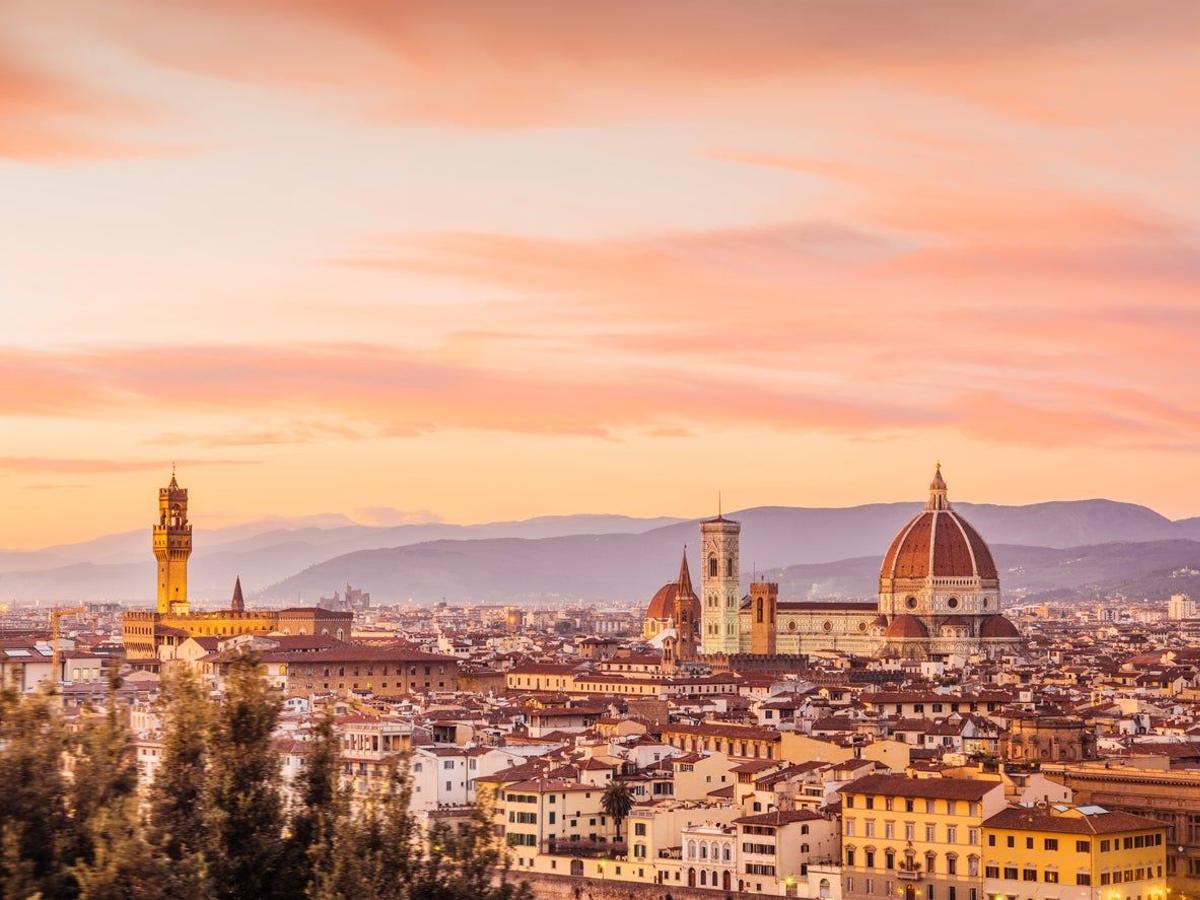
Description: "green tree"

(600, 780), (635, 839)
(410, 804), (531, 900)
(204, 654), (286, 900)
(72, 798), (171, 900)
(286, 712), (344, 897)
(148, 669), (211, 862)
(147, 667), (214, 898)
(69, 674), (140, 866)
(309, 760), (417, 900)
(311, 762), (529, 900)
(0, 684), (72, 897)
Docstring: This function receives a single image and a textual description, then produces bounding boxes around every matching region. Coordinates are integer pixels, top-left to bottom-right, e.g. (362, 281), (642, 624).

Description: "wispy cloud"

(0, 457), (256, 474)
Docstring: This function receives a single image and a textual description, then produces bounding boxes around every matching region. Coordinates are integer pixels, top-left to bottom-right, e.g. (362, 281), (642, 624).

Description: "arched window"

(725, 558), (734, 577)
(819, 879), (831, 899)
(708, 556), (718, 578)
(700, 870), (707, 885)
(700, 843), (708, 859)
(687, 841), (696, 859)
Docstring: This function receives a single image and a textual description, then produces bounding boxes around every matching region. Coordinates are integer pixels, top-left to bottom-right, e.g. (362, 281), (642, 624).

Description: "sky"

(1, 0), (1199, 548)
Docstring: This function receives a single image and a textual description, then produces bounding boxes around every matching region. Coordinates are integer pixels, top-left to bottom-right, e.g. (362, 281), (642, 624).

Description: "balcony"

(896, 862), (923, 881)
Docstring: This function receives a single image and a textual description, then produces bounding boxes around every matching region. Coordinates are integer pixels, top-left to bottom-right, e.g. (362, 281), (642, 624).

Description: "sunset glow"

(3, 0), (1199, 547)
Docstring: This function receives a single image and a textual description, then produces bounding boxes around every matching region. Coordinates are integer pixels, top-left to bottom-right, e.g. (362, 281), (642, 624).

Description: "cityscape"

(3, 2), (1199, 900)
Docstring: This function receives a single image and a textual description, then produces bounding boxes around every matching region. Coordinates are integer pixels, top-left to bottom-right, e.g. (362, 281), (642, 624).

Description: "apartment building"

(839, 775), (1007, 900)
(981, 805), (1166, 900)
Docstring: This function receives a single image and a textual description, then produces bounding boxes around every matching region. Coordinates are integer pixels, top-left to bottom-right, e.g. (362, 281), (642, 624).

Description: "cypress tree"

(147, 668), (211, 862)
(69, 674), (140, 867)
(286, 712), (344, 897)
(72, 798), (171, 900)
(0, 684), (72, 896)
(203, 654), (286, 900)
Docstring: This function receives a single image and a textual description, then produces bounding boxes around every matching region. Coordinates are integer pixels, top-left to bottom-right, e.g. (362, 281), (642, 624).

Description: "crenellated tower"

(153, 469), (192, 614)
(700, 509), (741, 655)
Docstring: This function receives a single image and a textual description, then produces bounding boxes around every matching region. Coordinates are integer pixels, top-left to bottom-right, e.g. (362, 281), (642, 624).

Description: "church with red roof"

(642, 465), (1023, 662)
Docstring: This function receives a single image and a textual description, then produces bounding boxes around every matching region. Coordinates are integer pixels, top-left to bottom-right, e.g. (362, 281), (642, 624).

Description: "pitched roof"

(983, 806), (1164, 835)
(841, 774), (1000, 802)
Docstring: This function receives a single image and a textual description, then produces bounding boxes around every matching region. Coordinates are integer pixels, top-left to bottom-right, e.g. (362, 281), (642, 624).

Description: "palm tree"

(600, 781), (635, 840)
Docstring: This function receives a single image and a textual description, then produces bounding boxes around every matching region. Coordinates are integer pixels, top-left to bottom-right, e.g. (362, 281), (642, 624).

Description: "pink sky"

(2, 0), (1198, 547)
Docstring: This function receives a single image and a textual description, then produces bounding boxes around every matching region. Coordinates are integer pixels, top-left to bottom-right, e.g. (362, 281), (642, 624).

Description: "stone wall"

(517, 871), (754, 900)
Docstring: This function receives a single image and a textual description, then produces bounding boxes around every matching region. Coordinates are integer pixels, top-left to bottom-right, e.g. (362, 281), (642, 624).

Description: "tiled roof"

(841, 774), (1000, 801)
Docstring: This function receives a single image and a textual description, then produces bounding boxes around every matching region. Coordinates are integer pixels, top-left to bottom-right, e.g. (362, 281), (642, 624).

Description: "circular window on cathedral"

(947, 597), (959, 609)
(905, 596), (918, 610)
(788, 621), (797, 632)
(822, 621), (832, 632)
(858, 622), (867, 632)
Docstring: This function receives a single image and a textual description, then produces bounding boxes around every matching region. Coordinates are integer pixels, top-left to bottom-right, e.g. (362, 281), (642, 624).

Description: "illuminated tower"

(700, 508), (741, 655)
(153, 469), (192, 614)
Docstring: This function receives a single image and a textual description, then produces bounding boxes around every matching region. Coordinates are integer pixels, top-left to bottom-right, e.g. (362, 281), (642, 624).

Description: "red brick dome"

(884, 614), (929, 639)
(646, 582), (681, 620)
(646, 551), (699, 621)
(880, 465), (997, 582)
(979, 614), (1020, 639)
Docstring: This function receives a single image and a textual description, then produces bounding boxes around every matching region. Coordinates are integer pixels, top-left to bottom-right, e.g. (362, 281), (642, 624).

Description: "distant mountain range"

(4, 499), (1199, 606)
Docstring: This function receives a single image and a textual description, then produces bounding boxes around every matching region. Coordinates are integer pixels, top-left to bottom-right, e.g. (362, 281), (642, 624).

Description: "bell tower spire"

(153, 469), (192, 614)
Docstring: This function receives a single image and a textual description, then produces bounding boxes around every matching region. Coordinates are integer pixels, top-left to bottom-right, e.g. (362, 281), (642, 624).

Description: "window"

(947, 826), (957, 844)
(865, 851), (875, 869)
(635, 823), (646, 836)
(847, 849), (856, 867)
(1003, 866), (1018, 880)
(1006, 836), (1015, 848)
(1044, 870), (1059, 884)
(947, 857), (957, 876)
(1077, 874), (1092, 886)
(1045, 838), (1058, 851)
(985, 866), (1000, 879)
(1023, 867), (1037, 882)
(987, 835), (996, 847)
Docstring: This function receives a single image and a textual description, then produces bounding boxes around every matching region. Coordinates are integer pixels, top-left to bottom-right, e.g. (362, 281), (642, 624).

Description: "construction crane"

(49, 605), (85, 691)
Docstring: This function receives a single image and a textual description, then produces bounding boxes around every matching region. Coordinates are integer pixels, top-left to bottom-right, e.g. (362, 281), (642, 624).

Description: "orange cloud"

(82, 0), (1200, 128)
(0, 457), (254, 473)
(0, 43), (148, 159)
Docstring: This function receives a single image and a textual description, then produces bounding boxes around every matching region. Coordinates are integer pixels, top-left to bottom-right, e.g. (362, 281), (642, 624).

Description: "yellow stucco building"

(982, 805), (1166, 900)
